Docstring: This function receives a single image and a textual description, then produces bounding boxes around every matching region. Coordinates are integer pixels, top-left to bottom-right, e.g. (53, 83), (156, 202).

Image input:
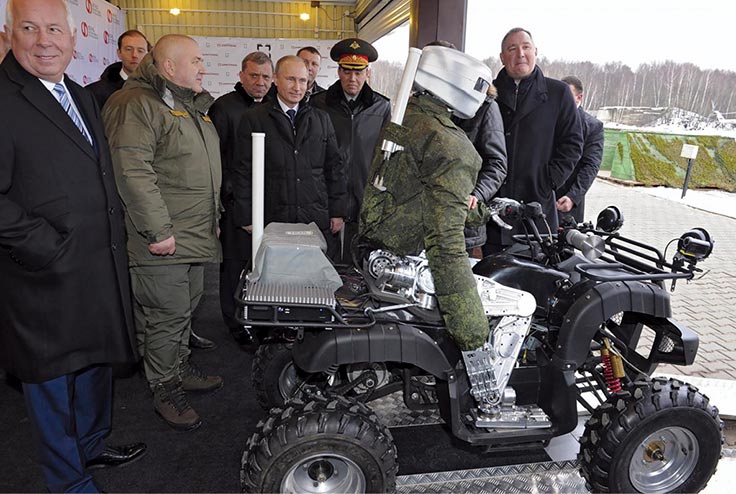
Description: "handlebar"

(487, 198), (711, 290)
(489, 198), (544, 230)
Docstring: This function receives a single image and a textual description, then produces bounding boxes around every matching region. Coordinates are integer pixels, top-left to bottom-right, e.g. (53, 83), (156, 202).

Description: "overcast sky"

(376, 0), (735, 73)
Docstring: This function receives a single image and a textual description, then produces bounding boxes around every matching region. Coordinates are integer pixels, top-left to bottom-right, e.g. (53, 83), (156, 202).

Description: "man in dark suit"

(232, 55), (346, 256)
(486, 27), (583, 254)
(0, 0), (145, 491)
(557, 75), (605, 223)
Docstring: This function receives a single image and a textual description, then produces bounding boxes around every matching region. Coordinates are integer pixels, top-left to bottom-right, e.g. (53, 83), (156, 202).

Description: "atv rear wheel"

(579, 377), (723, 493)
(252, 343), (301, 410)
(240, 394), (398, 493)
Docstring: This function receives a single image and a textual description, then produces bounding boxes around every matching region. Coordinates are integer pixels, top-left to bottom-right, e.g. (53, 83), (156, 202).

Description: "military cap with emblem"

(330, 38), (378, 70)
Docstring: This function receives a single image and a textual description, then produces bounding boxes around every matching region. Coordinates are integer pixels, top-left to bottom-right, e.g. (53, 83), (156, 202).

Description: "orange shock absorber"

(601, 338), (622, 393)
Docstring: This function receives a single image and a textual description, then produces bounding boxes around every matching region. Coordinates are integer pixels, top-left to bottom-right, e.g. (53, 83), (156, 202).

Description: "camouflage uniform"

(359, 93), (489, 350)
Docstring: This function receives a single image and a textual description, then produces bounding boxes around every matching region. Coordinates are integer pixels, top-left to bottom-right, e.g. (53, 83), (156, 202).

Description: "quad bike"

(235, 198), (723, 494)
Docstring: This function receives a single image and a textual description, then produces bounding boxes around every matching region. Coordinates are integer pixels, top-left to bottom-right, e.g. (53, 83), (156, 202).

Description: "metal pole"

(681, 158), (694, 199)
(251, 132), (266, 268)
(389, 47), (422, 126)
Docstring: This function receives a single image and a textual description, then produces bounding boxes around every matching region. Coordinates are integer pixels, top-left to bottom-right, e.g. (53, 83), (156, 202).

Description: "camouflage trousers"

(361, 183), (491, 351)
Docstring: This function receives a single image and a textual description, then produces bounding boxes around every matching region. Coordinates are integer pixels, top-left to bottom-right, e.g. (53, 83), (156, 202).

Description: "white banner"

(67, 0), (124, 85)
(0, 0), (124, 86)
(194, 36), (341, 98)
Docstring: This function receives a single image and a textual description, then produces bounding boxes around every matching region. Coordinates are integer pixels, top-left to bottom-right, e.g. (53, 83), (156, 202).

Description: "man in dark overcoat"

(0, 0), (145, 491)
(311, 38), (391, 264)
(486, 27), (583, 253)
(557, 75), (605, 224)
(86, 29), (150, 110)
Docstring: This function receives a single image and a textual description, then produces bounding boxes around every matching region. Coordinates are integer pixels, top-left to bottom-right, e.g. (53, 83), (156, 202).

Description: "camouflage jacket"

(359, 93), (487, 255)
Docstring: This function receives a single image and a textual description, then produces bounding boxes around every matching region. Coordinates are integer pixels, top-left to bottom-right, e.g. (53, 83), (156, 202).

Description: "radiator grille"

(244, 281), (336, 308)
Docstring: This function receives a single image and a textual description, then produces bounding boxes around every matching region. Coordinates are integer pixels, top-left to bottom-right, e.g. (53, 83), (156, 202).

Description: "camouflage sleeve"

(418, 123), (488, 351)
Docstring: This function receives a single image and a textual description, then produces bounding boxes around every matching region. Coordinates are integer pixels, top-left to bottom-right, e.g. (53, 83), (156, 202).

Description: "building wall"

(117, 0), (356, 42)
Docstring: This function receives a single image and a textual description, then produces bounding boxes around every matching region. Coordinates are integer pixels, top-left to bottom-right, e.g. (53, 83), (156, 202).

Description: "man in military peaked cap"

(330, 38), (379, 70)
(312, 38), (390, 263)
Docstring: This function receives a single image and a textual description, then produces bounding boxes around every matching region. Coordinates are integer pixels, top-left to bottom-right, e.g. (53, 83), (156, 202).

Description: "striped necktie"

(53, 83), (93, 145)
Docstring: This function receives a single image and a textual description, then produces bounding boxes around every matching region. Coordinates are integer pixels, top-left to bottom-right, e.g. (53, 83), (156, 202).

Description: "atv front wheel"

(579, 377), (723, 493)
(240, 394), (398, 493)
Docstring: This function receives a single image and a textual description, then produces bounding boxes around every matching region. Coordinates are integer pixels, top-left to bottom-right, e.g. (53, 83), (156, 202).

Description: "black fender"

(554, 280), (677, 369)
(292, 322), (456, 379)
(546, 280), (697, 435)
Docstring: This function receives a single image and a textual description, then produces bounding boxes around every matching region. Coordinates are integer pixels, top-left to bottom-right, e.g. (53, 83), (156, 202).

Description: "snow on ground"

(600, 106), (736, 139)
(633, 185), (736, 219)
(605, 121), (736, 139)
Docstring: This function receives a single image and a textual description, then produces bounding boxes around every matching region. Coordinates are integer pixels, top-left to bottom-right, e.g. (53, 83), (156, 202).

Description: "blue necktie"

(53, 83), (93, 145)
(286, 108), (296, 125)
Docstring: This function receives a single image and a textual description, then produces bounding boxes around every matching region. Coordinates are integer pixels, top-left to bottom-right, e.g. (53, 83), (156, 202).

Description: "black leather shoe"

(86, 443), (147, 470)
(189, 330), (217, 351)
(231, 326), (257, 349)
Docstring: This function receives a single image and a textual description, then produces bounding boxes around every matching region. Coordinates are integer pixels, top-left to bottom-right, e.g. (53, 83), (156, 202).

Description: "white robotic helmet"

(414, 46), (493, 119)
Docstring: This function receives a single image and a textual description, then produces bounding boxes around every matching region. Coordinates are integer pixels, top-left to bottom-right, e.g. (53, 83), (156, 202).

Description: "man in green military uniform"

(359, 46), (493, 352)
(103, 35), (223, 432)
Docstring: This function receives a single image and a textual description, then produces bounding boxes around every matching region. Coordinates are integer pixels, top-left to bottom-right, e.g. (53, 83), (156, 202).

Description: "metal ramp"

(369, 377), (736, 493)
(396, 460), (586, 493)
(369, 390), (587, 493)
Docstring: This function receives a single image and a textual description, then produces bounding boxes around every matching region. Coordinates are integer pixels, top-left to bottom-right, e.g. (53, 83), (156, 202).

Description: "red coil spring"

(602, 351), (622, 394)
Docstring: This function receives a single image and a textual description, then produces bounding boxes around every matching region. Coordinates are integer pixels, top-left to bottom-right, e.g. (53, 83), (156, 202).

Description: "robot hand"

(489, 198), (522, 230)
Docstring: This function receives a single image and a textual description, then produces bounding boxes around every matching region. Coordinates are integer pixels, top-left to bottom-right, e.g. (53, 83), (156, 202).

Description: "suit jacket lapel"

(17, 74), (97, 161)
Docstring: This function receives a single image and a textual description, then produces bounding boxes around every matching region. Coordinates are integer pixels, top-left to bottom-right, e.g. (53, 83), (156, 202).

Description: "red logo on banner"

(81, 22), (89, 37)
(106, 9), (113, 23)
(83, 75), (89, 84)
(88, 53), (93, 62)
(103, 31), (109, 44)
(73, 50), (78, 59)
(103, 57), (108, 65)
(85, 0), (92, 14)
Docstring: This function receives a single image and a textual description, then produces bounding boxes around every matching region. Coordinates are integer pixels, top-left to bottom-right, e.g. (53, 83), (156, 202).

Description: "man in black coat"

(486, 27), (583, 253)
(557, 75), (604, 224)
(232, 55), (346, 252)
(209, 51), (273, 346)
(86, 29), (149, 109)
(0, 0), (145, 491)
(297, 46), (325, 99)
(311, 38), (391, 264)
(454, 92), (508, 253)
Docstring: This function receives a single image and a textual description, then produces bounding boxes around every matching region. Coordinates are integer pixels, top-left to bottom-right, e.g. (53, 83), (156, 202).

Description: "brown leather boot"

(179, 358), (224, 393)
(152, 378), (201, 431)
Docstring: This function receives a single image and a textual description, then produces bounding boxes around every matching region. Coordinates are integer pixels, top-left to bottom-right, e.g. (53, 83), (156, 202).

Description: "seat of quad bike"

(248, 222), (342, 292)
